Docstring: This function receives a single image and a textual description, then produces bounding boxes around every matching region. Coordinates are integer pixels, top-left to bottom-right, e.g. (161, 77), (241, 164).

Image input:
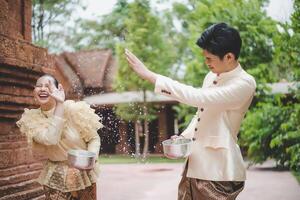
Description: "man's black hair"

(196, 23), (242, 59)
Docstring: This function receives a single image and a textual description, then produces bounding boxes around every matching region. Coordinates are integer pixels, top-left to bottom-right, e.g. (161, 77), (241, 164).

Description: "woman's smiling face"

(34, 76), (56, 107)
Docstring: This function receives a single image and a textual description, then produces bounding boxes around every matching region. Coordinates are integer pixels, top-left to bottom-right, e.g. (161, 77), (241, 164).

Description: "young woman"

(17, 74), (102, 200)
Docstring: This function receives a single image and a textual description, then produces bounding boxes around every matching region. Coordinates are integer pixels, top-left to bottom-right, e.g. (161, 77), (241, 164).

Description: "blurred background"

(0, 0), (299, 199)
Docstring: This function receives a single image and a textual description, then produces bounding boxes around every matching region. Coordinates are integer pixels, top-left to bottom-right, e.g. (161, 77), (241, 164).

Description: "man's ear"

(225, 53), (235, 61)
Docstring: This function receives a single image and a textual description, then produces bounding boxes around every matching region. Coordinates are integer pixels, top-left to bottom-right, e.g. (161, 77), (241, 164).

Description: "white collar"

(214, 64), (242, 80)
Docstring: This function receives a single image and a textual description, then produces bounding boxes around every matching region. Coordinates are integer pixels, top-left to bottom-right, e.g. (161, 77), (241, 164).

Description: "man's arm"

(154, 74), (255, 109)
(125, 49), (255, 110)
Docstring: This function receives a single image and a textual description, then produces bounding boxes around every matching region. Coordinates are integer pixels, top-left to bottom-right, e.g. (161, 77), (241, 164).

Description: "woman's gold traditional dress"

(17, 100), (102, 199)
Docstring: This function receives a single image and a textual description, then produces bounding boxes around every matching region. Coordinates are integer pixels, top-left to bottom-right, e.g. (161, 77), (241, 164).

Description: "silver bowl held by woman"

(67, 149), (96, 170)
(162, 138), (193, 159)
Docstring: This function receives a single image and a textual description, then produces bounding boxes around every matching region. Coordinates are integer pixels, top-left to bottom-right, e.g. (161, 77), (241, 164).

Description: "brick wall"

(0, 0), (53, 199)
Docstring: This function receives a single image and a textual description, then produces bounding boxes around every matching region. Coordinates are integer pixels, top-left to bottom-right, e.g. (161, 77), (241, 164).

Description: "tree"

(271, 0), (299, 81)
(32, 0), (83, 52)
(115, 0), (176, 158)
(239, 0), (300, 174)
(64, 0), (130, 52)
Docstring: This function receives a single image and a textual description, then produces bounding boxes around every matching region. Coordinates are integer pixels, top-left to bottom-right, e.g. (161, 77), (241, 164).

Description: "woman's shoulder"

(63, 100), (96, 118)
(17, 108), (42, 128)
(63, 100), (102, 130)
(64, 100), (92, 111)
(21, 108), (41, 118)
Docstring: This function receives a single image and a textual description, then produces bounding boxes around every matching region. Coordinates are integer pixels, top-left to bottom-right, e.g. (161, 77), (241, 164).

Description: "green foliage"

(114, 0), (176, 121)
(240, 88), (300, 171)
(271, 0), (300, 81)
(239, 0), (300, 173)
(65, 0), (130, 52)
(32, 0), (83, 52)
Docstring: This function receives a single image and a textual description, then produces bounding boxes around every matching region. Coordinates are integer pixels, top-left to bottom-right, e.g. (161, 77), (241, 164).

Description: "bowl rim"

(67, 149), (96, 158)
(162, 138), (193, 146)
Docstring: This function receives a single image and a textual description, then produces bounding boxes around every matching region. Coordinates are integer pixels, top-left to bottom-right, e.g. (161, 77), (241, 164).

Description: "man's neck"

(224, 61), (239, 73)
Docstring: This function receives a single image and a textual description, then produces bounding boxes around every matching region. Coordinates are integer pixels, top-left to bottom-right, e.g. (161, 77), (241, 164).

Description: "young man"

(125, 22), (256, 200)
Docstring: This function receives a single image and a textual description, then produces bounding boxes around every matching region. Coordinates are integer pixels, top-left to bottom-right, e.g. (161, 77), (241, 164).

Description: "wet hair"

(39, 74), (59, 88)
(196, 22), (242, 60)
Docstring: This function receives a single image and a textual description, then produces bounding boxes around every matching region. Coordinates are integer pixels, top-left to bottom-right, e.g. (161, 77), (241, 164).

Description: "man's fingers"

(125, 52), (136, 64)
(125, 49), (145, 70)
(171, 135), (178, 140)
(126, 56), (136, 67)
(125, 49), (139, 63)
(125, 48), (132, 55)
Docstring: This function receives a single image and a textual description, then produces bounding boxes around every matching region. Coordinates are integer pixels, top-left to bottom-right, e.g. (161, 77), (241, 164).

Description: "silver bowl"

(162, 138), (193, 159)
(67, 149), (96, 170)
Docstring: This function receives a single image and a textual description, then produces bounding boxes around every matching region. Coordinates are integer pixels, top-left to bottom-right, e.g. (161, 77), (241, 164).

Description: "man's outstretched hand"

(125, 49), (157, 84)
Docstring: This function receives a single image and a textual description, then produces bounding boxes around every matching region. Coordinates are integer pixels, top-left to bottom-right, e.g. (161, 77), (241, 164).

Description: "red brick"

(0, 36), (17, 58)
(0, 184), (45, 200)
(0, 147), (34, 168)
(0, 162), (43, 177)
(0, 86), (33, 97)
(0, 1), (53, 199)
(23, 0), (32, 42)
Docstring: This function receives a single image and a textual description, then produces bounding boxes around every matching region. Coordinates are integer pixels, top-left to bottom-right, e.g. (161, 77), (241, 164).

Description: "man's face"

(202, 50), (227, 74)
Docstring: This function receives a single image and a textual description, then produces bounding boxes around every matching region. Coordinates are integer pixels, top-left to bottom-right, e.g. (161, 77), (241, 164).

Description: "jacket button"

(213, 81), (217, 85)
(197, 118), (200, 122)
(195, 128), (198, 131)
(200, 108), (204, 112)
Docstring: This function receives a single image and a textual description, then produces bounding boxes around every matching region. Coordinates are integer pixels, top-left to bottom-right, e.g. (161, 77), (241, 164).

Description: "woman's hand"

(125, 49), (158, 84)
(47, 80), (65, 103)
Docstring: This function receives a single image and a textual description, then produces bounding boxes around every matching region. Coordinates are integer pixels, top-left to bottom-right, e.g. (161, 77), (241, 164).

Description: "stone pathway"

(97, 162), (300, 200)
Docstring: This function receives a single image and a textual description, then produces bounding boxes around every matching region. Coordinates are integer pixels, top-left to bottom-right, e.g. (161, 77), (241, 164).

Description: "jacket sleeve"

(154, 75), (256, 110)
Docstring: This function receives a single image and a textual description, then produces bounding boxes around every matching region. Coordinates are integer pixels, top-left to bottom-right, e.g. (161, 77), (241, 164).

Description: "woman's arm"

(87, 134), (101, 155)
(32, 116), (65, 145)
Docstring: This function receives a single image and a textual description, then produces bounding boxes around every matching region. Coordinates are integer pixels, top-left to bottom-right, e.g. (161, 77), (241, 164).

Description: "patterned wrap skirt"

(38, 160), (99, 200)
(178, 162), (244, 200)
(44, 183), (96, 200)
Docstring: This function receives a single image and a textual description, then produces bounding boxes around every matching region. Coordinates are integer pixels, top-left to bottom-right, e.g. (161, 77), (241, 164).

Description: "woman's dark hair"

(196, 22), (242, 60)
(40, 74), (59, 88)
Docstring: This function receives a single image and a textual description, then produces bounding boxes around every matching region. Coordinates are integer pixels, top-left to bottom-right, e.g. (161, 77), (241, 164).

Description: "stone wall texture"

(0, 0), (53, 199)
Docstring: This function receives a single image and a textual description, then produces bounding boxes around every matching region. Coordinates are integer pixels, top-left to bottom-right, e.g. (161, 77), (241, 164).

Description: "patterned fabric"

(44, 183), (97, 200)
(37, 160), (99, 192)
(178, 164), (244, 200)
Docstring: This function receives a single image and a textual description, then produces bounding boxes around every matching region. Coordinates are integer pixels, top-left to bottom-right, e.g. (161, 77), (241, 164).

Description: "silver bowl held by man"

(162, 138), (193, 159)
(67, 149), (96, 170)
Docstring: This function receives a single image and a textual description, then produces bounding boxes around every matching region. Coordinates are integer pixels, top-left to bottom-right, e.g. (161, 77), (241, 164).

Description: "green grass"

(98, 154), (185, 164)
(292, 170), (300, 184)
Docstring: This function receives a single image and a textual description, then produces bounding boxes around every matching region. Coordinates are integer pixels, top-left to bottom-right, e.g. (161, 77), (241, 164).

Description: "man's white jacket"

(155, 65), (256, 181)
